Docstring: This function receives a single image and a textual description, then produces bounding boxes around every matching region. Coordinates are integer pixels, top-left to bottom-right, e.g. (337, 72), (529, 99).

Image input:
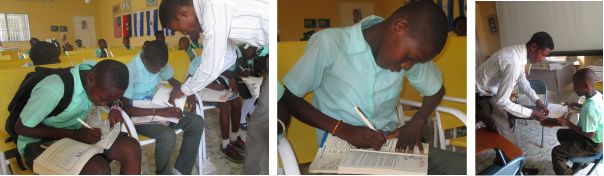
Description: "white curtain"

(496, 1), (603, 52)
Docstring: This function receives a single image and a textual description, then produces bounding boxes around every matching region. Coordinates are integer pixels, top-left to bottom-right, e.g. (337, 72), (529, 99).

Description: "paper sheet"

(196, 88), (233, 102)
(240, 76), (263, 99)
(547, 103), (568, 118)
(151, 86), (186, 111)
(130, 100), (180, 124)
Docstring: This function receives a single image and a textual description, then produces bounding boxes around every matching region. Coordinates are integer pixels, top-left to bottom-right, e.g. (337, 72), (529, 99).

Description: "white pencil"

(354, 106), (377, 131)
(77, 118), (93, 129)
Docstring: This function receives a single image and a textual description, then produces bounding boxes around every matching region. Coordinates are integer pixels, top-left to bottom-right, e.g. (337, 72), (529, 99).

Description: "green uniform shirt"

(578, 91), (603, 143)
(17, 63), (95, 157)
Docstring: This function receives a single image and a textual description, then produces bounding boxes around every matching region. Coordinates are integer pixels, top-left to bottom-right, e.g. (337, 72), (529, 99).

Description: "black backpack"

(4, 67), (74, 170)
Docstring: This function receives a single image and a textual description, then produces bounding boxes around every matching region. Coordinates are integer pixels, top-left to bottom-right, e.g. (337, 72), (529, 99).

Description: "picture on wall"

(50, 26), (59, 32)
(304, 18), (316, 28)
(147, 0), (158, 7)
(122, 0), (131, 13)
(112, 4), (121, 15)
(59, 26), (67, 32)
(318, 18), (330, 28)
(353, 8), (362, 23)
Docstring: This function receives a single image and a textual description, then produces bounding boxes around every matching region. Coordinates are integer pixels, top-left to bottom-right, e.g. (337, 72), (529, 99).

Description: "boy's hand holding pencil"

(76, 118), (101, 144)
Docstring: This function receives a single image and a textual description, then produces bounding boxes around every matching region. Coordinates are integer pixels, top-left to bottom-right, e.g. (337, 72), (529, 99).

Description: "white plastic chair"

(398, 97), (467, 151)
(277, 120), (300, 175)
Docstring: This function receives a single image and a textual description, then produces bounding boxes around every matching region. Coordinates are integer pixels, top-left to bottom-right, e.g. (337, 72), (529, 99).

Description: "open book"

(152, 86), (186, 111)
(240, 76), (263, 99)
(309, 135), (429, 175)
(33, 123), (122, 175)
(196, 88), (233, 102)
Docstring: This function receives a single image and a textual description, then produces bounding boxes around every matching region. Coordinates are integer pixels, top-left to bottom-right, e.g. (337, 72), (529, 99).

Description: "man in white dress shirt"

(159, 0), (269, 174)
(159, 0), (268, 101)
(476, 31), (553, 147)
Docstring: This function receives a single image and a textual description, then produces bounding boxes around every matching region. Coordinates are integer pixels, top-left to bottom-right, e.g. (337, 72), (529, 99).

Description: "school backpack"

(4, 67), (74, 170)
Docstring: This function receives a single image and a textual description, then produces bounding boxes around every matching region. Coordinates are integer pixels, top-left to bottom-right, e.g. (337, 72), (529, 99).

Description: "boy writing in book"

(120, 40), (204, 175)
(541, 68), (603, 175)
(15, 60), (141, 174)
(280, 1), (464, 174)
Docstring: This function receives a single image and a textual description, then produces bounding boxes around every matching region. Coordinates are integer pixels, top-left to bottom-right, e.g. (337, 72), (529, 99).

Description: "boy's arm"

(558, 117), (595, 138)
(167, 77), (182, 89)
(281, 87), (385, 150)
(120, 97), (183, 119)
(395, 86), (444, 152)
(15, 118), (101, 144)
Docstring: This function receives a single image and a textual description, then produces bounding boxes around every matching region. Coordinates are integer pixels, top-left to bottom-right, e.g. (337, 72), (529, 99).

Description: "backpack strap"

(48, 69), (74, 117)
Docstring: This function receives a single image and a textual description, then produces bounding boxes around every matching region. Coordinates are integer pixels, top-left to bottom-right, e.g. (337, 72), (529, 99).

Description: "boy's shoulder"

(33, 74), (65, 96)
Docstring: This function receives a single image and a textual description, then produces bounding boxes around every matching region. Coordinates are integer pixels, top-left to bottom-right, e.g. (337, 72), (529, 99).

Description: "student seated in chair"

(15, 60), (141, 174)
(27, 41), (60, 67)
(120, 40), (204, 175)
(123, 37), (133, 50)
(96, 39), (108, 58)
(185, 44), (247, 163)
(75, 39), (83, 49)
(541, 68), (603, 175)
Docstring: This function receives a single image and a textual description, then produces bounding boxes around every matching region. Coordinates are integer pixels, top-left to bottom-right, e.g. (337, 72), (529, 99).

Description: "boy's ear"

(391, 19), (408, 33)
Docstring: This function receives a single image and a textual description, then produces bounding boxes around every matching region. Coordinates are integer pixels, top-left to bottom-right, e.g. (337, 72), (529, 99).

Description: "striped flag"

(163, 28), (175, 36)
(147, 9), (159, 36)
(146, 10), (151, 36)
(447, 0), (454, 31)
(122, 14), (132, 38)
(139, 11), (144, 36)
(133, 13), (138, 37)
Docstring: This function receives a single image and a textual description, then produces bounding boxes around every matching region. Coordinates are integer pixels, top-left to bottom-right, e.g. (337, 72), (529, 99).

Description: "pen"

(354, 106), (377, 131)
(77, 118), (93, 129)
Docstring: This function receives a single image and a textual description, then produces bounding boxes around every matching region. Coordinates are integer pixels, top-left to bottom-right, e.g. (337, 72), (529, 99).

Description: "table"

(476, 128), (523, 161)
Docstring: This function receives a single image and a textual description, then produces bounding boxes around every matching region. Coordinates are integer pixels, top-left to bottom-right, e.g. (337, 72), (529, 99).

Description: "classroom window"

(0, 13), (31, 42)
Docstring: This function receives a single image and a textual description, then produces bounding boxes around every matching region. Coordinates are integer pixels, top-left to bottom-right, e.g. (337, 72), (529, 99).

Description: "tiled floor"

(476, 119), (603, 175)
(108, 108), (245, 175)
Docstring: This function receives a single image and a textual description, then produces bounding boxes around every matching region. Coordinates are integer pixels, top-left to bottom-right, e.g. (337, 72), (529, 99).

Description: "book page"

(338, 149), (428, 175)
(95, 122), (122, 149)
(33, 138), (102, 175)
(547, 103), (568, 118)
(196, 88), (233, 102)
(152, 86), (186, 111)
(130, 100), (180, 124)
(240, 76), (263, 99)
(309, 135), (428, 174)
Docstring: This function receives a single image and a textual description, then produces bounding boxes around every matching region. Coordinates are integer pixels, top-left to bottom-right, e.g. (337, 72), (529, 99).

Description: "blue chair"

(569, 151), (603, 175)
(514, 80), (547, 148)
(478, 148), (525, 175)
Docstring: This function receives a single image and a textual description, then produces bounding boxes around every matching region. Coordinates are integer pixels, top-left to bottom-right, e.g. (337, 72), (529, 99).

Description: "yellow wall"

(278, 0), (388, 42)
(0, 0), (101, 49)
(97, 0), (188, 48)
(476, 1), (501, 63)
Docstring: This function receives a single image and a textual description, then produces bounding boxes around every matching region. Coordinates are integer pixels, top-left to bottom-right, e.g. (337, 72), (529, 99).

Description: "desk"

(476, 128), (523, 161)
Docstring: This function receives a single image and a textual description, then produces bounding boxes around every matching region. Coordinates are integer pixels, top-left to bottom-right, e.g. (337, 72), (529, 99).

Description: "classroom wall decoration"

(133, 11), (145, 37)
(50, 26), (59, 32)
(122, 0), (131, 13)
(112, 4), (121, 15)
(59, 26), (67, 32)
(318, 19), (330, 28)
(147, 0), (158, 7)
(352, 9), (362, 23)
(114, 17), (122, 38)
(147, 9), (159, 36)
(122, 14), (132, 38)
(303, 18), (316, 28)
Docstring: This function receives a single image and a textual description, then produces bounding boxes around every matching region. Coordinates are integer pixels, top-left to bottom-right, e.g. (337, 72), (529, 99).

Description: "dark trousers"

(552, 129), (602, 175)
(476, 93), (520, 146)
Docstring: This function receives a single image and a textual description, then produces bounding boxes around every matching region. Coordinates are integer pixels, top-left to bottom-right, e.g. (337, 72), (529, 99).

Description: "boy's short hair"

(159, 0), (193, 28)
(142, 40), (169, 67)
(527, 32), (554, 50)
(573, 68), (596, 84)
(98, 39), (106, 45)
(29, 38), (39, 46)
(90, 59), (129, 91)
(155, 31), (164, 38)
(179, 37), (189, 42)
(390, 0), (448, 59)
(30, 41), (60, 65)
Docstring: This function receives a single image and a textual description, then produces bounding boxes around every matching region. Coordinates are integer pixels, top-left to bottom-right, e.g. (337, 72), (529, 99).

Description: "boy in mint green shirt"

(16, 60), (141, 174)
(281, 1), (464, 174)
(547, 68), (603, 175)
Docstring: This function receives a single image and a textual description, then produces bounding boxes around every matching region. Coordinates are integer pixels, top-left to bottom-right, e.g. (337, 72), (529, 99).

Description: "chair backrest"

(493, 156), (525, 175)
(569, 151), (603, 163)
(528, 80), (547, 95)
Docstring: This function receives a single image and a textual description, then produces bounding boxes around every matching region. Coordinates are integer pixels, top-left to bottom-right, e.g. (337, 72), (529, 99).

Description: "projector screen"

(496, 1), (603, 52)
